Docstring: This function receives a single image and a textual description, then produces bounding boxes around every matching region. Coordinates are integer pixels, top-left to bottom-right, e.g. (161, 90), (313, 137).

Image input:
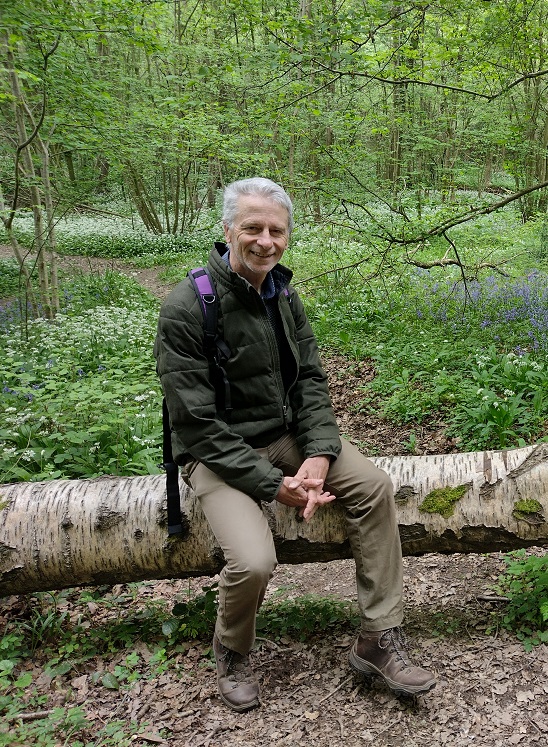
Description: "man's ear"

(223, 222), (231, 244)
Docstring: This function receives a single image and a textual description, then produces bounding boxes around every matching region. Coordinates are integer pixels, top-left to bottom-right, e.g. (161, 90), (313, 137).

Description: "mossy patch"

(419, 484), (469, 519)
(512, 499), (544, 522)
(0, 499), (8, 511)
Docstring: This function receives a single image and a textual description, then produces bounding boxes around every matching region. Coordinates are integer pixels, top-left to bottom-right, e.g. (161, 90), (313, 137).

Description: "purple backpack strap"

(188, 267), (218, 345)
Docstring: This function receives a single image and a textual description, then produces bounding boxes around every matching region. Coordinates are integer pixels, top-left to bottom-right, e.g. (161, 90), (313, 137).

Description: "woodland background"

(1, 2), (548, 745)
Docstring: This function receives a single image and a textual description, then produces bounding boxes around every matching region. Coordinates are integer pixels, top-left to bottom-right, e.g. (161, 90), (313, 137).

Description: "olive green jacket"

(154, 244), (341, 502)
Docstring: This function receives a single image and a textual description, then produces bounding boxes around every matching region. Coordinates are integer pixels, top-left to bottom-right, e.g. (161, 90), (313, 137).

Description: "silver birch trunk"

(1, 445), (547, 596)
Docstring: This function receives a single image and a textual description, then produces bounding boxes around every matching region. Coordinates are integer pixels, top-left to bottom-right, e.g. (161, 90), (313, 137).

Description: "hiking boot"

(212, 635), (260, 712)
(349, 627), (437, 696)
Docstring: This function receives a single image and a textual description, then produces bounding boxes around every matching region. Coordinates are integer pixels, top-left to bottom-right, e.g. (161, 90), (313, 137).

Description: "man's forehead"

(236, 195), (289, 225)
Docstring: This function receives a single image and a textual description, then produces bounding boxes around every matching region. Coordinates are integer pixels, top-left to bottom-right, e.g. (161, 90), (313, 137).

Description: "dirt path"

(1, 246), (547, 746)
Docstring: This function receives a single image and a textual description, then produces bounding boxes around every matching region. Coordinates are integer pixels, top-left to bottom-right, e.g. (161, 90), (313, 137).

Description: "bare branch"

(409, 179), (548, 243)
(406, 256), (511, 277)
(264, 27), (548, 102)
(487, 68), (548, 101)
(293, 255), (374, 285)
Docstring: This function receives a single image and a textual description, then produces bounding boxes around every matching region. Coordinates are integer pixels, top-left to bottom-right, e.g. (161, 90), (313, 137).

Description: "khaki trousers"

(184, 433), (403, 655)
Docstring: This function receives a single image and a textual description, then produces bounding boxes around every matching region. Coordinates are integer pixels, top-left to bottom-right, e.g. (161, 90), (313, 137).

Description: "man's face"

(223, 195), (290, 290)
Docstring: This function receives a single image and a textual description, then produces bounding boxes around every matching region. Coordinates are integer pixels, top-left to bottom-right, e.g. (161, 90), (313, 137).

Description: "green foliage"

(305, 235), (548, 452)
(449, 347), (548, 450)
(256, 592), (360, 641)
(0, 272), (162, 482)
(0, 258), (22, 298)
(495, 551), (548, 650)
(163, 583), (360, 644)
(2, 210), (218, 262)
(3, 212), (548, 483)
(0, 595), (148, 744)
(167, 583), (219, 640)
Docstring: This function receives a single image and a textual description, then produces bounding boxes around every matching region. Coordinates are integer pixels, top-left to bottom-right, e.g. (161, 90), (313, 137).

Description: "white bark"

(1, 445), (547, 596)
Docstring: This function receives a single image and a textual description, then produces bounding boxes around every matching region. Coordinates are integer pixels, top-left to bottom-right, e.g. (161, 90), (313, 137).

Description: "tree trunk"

(1, 445), (547, 597)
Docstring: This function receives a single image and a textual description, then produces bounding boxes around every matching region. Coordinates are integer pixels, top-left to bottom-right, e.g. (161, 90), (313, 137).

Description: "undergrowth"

(494, 551), (548, 650)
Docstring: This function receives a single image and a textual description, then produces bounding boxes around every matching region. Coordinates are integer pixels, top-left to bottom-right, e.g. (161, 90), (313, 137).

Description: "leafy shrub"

(165, 583), (219, 640)
(319, 267), (548, 450)
(162, 584), (359, 643)
(495, 551), (548, 650)
(448, 347), (548, 449)
(256, 593), (360, 641)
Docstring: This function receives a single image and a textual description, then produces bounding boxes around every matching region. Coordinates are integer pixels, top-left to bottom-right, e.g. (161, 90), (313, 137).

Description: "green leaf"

(101, 672), (120, 690)
(161, 618), (180, 637)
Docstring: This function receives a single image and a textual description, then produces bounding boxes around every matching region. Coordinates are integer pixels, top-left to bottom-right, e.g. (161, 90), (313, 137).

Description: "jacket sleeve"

(155, 295), (284, 502)
(284, 291), (342, 460)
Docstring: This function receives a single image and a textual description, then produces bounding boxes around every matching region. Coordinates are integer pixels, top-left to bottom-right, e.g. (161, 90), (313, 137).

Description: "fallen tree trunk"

(1, 445), (547, 596)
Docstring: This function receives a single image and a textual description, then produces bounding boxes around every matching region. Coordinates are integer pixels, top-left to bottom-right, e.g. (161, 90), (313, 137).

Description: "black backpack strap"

(162, 397), (188, 537)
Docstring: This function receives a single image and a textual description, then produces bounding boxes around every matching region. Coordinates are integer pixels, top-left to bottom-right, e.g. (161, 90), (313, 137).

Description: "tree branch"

(407, 179), (548, 243)
(265, 27), (548, 102)
(487, 68), (548, 101)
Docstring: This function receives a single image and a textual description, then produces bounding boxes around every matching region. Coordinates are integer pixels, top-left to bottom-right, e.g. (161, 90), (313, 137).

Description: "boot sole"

(349, 649), (437, 696)
(219, 692), (260, 713)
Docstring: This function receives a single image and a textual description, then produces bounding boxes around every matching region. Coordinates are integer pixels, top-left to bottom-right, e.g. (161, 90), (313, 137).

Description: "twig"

(8, 709), (54, 722)
(317, 675), (353, 706)
(376, 713), (403, 737)
(137, 702), (151, 719)
(255, 636), (282, 650)
(286, 675), (354, 731)
(527, 716), (544, 735)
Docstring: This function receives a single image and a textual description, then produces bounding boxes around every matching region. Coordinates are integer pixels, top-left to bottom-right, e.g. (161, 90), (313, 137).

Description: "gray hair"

(222, 177), (294, 234)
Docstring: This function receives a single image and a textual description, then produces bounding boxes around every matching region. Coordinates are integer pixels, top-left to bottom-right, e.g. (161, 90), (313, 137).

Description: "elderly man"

(155, 177), (436, 712)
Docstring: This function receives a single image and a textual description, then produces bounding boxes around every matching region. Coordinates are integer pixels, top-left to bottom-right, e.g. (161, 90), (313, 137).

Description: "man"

(155, 177), (436, 712)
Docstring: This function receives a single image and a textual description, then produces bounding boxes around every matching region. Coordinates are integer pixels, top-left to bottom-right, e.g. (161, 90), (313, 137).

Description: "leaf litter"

(2, 552), (547, 746)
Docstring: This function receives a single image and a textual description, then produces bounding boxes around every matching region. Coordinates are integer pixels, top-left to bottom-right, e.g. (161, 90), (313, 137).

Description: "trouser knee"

(223, 551), (277, 593)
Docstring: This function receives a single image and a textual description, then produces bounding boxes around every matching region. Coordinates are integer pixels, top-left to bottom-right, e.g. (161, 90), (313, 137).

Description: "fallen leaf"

(138, 733), (167, 745)
(492, 682), (508, 695)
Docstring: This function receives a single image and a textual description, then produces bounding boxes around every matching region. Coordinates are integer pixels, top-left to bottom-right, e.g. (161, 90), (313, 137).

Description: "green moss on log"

(419, 485), (469, 519)
(512, 499), (544, 521)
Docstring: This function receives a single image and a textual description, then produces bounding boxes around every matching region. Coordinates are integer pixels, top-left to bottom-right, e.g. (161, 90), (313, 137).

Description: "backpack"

(162, 267), (290, 537)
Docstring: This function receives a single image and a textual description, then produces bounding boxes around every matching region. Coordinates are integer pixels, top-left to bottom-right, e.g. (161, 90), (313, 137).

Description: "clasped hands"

(275, 455), (335, 522)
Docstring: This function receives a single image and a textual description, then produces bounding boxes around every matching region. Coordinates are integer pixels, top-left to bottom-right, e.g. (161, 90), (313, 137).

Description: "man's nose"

(256, 229), (274, 247)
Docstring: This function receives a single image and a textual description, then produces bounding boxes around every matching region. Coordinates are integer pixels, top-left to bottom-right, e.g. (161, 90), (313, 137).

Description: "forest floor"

(1, 247), (547, 746)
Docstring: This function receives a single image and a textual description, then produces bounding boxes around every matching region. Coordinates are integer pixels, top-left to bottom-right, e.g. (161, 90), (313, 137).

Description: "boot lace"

(379, 627), (411, 667)
(219, 648), (253, 683)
